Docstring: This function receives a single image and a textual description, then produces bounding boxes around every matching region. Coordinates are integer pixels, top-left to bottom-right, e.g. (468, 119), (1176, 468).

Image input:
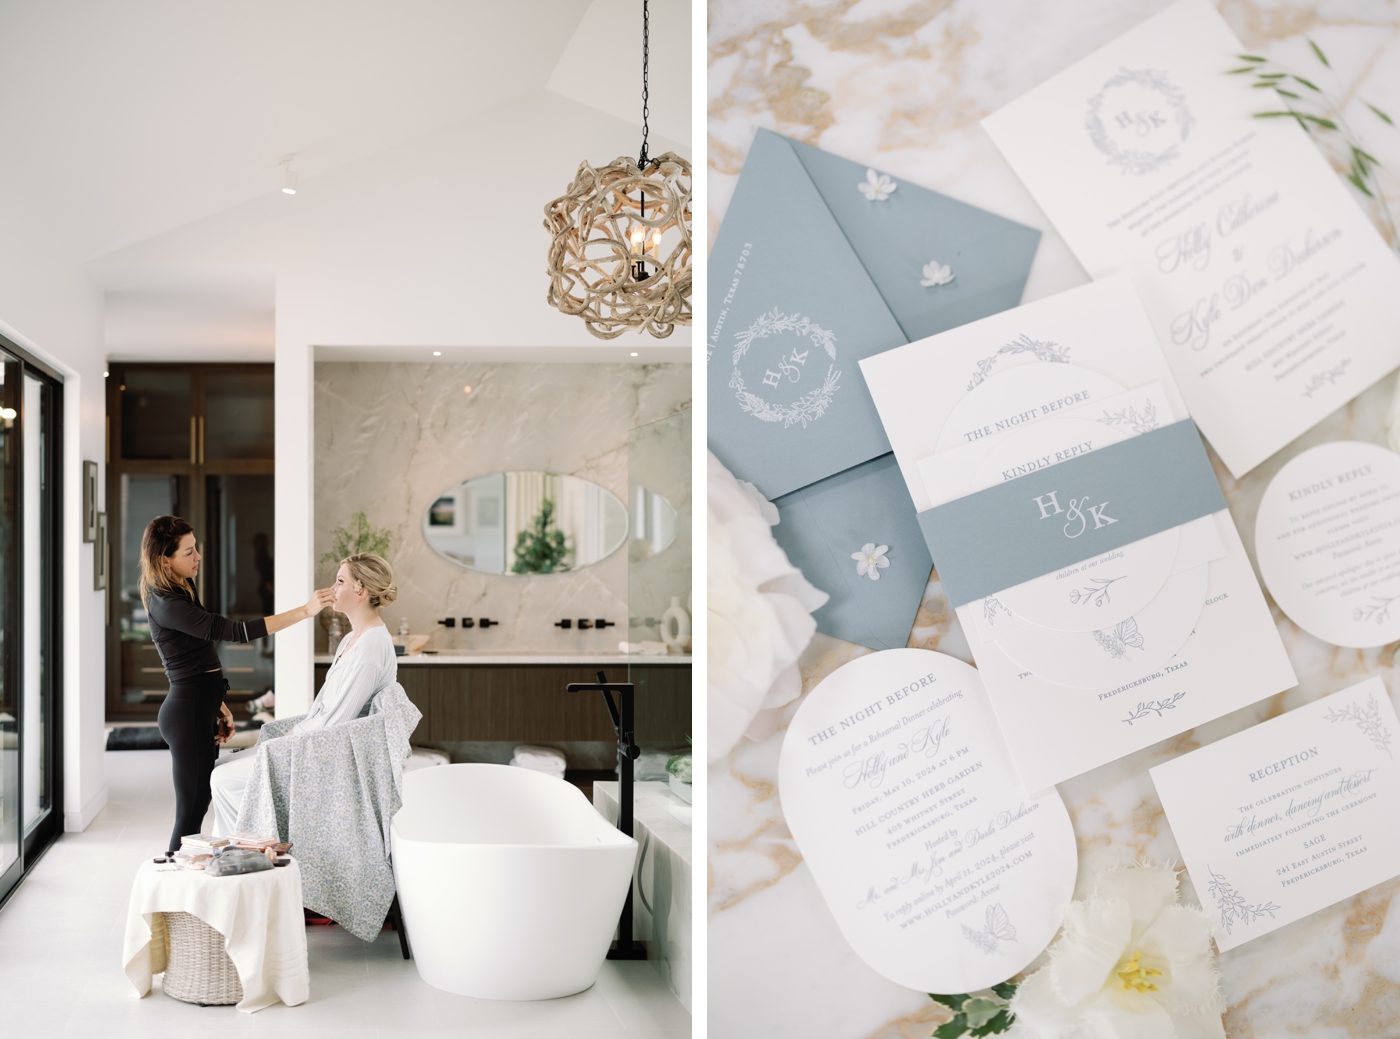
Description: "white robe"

(211, 624), (398, 837)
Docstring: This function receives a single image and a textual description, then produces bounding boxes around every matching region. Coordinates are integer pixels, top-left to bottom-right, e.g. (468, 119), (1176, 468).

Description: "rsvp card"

(983, 0), (1400, 478)
(1151, 678), (1400, 952)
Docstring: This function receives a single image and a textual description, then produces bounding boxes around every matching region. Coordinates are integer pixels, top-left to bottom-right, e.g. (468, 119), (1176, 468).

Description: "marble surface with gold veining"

(707, 2), (1400, 1035)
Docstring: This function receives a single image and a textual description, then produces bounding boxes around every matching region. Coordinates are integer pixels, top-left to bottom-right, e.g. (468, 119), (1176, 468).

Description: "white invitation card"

(982, 0), (1400, 478)
(861, 276), (1296, 790)
(1256, 441), (1400, 648)
(1151, 677), (1400, 952)
(779, 649), (1078, 993)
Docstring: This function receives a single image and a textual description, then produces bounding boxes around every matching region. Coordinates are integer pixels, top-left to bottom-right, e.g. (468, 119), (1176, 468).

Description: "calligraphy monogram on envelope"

(708, 129), (1042, 649)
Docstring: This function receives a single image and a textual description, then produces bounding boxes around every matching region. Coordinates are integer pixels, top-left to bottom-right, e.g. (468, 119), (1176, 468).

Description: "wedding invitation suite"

(860, 275), (1296, 790)
(779, 649), (1077, 992)
(1255, 441), (1400, 648)
(1151, 678), (1400, 952)
(982, 0), (1400, 478)
(707, 129), (1042, 649)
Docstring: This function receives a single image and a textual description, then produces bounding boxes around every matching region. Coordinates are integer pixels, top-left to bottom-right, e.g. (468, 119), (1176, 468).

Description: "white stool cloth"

(123, 857), (308, 1013)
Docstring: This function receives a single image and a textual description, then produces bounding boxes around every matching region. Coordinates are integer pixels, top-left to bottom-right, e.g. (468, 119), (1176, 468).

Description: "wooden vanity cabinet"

(313, 663), (692, 746)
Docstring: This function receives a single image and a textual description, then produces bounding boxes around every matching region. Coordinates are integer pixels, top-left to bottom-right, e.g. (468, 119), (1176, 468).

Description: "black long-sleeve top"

(147, 581), (269, 684)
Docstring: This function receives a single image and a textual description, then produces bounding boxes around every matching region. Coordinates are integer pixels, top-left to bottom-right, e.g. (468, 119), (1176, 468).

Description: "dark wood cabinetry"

(314, 663), (692, 746)
(105, 362), (276, 722)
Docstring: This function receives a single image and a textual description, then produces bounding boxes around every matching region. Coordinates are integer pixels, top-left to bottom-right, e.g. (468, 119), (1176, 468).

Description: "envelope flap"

(772, 453), (933, 651)
(708, 129), (907, 500)
(787, 140), (1042, 342)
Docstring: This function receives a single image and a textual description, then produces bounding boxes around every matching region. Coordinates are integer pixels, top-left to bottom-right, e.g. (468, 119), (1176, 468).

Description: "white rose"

(707, 452), (828, 762)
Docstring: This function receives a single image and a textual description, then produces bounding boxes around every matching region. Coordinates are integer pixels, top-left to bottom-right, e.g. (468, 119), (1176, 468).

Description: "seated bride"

(210, 553), (399, 837)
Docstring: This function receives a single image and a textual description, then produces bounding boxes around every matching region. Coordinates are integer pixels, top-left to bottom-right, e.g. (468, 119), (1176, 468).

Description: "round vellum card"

(1256, 441), (1400, 648)
(778, 649), (1077, 993)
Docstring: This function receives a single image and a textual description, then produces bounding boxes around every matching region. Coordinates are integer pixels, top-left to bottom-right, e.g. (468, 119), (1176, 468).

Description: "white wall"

(0, 205), (110, 832)
(90, 90), (692, 715)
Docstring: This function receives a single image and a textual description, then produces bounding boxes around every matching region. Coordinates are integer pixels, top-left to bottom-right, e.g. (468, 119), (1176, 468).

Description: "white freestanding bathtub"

(390, 763), (638, 1000)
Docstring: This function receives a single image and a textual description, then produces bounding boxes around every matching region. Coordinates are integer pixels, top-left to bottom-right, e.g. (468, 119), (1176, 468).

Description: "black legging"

(157, 671), (228, 854)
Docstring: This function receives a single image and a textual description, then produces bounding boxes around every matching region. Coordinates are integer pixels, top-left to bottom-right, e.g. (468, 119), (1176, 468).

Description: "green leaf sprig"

(929, 982), (1017, 1038)
(1229, 39), (1398, 251)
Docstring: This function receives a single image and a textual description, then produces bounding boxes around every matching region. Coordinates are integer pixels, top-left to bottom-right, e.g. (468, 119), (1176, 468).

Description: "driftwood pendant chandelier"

(544, 0), (691, 339)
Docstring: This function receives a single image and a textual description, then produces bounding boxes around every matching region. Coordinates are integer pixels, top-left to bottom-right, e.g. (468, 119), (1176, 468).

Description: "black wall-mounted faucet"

(554, 619), (572, 629)
(460, 617), (475, 628)
(595, 619), (616, 629)
(436, 617), (456, 628)
(479, 618), (498, 628)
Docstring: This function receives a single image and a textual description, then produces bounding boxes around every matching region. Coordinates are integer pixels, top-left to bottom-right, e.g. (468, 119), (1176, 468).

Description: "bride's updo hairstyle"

(342, 553), (398, 608)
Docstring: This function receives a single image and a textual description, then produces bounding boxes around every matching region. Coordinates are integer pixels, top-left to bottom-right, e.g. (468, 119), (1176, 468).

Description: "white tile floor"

(0, 749), (691, 1038)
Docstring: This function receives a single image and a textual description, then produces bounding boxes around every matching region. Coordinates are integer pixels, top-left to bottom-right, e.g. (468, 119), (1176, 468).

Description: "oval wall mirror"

(628, 481), (679, 561)
(423, 471), (628, 575)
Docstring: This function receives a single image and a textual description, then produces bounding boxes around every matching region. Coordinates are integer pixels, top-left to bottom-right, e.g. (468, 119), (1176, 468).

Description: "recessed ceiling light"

(630, 352), (638, 357)
(433, 351), (442, 357)
(463, 385), (473, 394)
(103, 370), (109, 377)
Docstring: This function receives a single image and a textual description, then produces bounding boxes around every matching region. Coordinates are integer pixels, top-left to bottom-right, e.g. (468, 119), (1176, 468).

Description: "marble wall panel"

(314, 362), (690, 652)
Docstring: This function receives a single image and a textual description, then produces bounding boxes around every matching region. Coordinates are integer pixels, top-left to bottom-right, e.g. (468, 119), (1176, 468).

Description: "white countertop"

(313, 653), (691, 666)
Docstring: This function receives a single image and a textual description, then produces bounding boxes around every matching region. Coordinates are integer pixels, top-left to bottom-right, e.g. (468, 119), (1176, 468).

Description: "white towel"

(511, 745), (566, 770)
(510, 745), (566, 778)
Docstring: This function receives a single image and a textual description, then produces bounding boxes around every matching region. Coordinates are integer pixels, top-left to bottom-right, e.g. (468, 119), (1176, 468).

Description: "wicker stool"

(161, 911), (244, 1005)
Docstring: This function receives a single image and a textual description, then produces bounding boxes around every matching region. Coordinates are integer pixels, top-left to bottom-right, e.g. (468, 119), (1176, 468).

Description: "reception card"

(983, 0), (1400, 478)
(779, 649), (1077, 993)
(1151, 678), (1400, 952)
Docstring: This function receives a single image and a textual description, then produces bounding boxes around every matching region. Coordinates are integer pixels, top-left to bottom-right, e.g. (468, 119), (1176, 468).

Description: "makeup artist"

(139, 515), (332, 855)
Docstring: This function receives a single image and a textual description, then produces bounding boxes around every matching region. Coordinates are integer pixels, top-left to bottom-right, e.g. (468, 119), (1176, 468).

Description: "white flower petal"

(1094, 864), (1180, 945)
(707, 452), (828, 763)
(856, 559), (870, 576)
(862, 543), (876, 555)
(1140, 905), (1223, 1016)
(851, 551), (865, 561)
(1157, 1006), (1228, 1039)
(876, 557), (890, 569)
(1047, 898), (1133, 1006)
(865, 168), (880, 185)
(1079, 995), (1178, 1039)
(874, 545), (888, 556)
(1010, 967), (1083, 1039)
(867, 567), (880, 581)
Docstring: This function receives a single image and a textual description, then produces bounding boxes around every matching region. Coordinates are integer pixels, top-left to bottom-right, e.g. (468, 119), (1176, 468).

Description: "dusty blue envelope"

(708, 129), (1041, 649)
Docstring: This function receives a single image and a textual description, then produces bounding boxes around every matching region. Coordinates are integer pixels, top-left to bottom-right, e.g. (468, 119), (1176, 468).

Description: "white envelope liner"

(1255, 441), (1400, 648)
(969, 413), (1178, 632)
(935, 362), (1125, 453)
(778, 649), (1077, 993)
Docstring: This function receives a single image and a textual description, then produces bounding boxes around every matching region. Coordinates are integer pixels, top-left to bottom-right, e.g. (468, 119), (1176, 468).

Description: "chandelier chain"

(638, 0), (650, 169)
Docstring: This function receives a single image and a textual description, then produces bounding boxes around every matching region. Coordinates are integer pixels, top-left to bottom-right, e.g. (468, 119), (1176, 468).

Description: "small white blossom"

(857, 168), (896, 201)
(921, 261), (955, 287)
(851, 543), (890, 581)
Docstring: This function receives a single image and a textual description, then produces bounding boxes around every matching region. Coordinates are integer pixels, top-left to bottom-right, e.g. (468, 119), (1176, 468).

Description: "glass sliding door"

(0, 351), (20, 894)
(0, 338), (64, 906)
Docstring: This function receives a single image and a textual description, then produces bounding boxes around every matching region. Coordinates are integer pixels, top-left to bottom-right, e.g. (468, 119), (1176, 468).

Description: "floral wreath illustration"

(730, 308), (840, 428)
(1085, 67), (1195, 176)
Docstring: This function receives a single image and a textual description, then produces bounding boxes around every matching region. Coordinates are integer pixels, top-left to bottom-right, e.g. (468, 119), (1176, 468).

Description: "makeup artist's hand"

(216, 702), (235, 744)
